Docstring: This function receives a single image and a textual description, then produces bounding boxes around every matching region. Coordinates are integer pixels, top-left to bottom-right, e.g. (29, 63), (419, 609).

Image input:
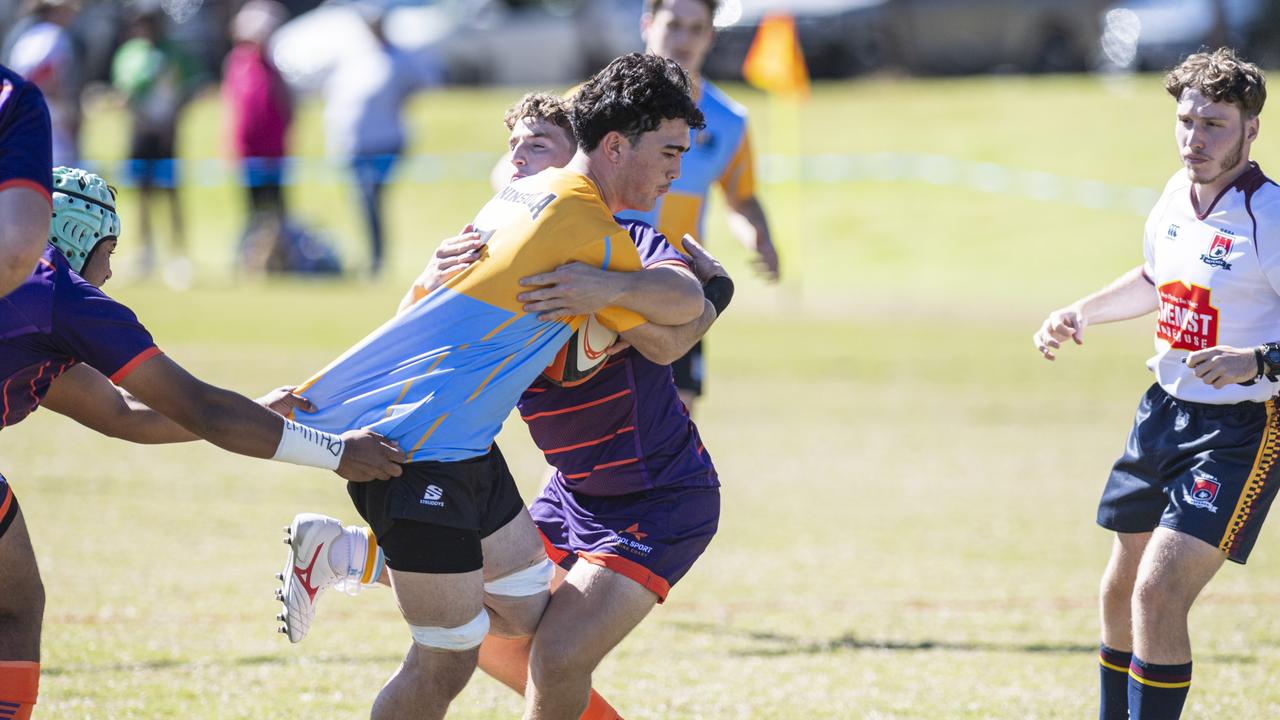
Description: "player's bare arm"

(616, 299), (717, 365)
(615, 236), (733, 364)
(114, 353), (405, 482)
(0, 188), (52, 297)
(1035, 266), (1159, 360)
(726, 194), (779, 282)
(1186, 345), (1266, 388)
(517, 261), (703, 324)
(39, 363), (200, 444)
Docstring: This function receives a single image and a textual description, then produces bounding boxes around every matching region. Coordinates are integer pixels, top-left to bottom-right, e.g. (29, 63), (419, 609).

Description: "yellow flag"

(742, 13), (810, 97)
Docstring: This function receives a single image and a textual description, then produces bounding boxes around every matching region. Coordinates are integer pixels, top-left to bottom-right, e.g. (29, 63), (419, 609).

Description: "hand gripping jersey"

(615, 81), (754, 253)
(518, 219), (717, 497)
(295, 168), (647, 462)
(1143, 162), (1280, 404)
(0, 63), (52, 201)
(0, 247), (160, 429)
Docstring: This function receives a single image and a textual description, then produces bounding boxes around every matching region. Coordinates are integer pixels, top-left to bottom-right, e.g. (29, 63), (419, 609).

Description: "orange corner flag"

(742, 13), (810, 97)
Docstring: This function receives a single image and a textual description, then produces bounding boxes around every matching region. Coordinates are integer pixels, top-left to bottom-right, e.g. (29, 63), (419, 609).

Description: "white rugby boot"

(275, 513), (346, 644)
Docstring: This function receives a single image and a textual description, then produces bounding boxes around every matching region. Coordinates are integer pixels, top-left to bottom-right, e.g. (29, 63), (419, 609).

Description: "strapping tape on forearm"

(272, 419), (344, 470)
(703, 275), (734, 316)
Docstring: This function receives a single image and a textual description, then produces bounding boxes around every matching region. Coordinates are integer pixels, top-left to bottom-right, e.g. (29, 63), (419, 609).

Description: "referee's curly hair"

(1167, 47), (1267, 118)
(570, 53), (706, 152)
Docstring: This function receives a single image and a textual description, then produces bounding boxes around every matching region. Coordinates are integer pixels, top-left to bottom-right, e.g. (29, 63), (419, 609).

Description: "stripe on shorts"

(1219, 398), (1280, 556)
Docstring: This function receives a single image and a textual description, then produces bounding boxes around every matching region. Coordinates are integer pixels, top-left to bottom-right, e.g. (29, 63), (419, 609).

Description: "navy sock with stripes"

(1099, 644), (1132, 720)
(1128, 657), (1192, 720)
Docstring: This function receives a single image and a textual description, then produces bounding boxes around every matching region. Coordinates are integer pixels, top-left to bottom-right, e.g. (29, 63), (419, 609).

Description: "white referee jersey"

(1143, 162), (1280, 403)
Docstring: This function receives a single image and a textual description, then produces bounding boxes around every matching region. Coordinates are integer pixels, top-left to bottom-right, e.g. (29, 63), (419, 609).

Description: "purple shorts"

(530, 477), (719, 603)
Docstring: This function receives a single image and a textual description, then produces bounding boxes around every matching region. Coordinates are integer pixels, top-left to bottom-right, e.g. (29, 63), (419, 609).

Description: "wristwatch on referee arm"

(1252, 342), (1280, 382)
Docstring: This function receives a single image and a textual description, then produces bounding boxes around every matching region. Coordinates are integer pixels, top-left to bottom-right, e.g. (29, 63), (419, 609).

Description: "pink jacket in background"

(222, 42), (291, 159)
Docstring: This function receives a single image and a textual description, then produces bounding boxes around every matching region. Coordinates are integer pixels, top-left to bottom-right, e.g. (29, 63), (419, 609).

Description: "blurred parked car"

(705, 0), (894, 80)
(1100, 0), (1264, 71)
(272, 0), (643, 88)
(706, 0), (1108, 80)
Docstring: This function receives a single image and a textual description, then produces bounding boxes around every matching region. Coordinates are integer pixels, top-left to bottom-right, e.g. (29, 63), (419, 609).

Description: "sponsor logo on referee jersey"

(1183, 475), (1220, 513)
(1156, 281), (1218, 351)
(1200, 233), (1234, 270)
(420, 484), (445, 507)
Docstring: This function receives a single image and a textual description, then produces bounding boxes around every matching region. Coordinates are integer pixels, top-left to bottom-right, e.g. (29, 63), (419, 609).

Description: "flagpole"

(743, 12), (810, 307)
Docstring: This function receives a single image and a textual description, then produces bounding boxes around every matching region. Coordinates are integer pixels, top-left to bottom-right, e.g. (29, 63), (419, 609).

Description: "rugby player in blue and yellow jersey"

(0, 63), (56, 297)
(279, 92), (730, 720)
(274, 55), (707, 719)
(0, 166), (404, 719)
(623, 0), (778, 412)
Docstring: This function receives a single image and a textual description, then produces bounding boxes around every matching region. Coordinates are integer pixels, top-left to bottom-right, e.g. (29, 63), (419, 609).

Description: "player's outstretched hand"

(682, 234), (728, 285)
(518, 262), (615, 320)
(336, 429), (405, 482)
(754, 235), (780, 283)
(258, 386), (315, 416)
(1186, 345), (1258, 388)
(1033, 307), (1087, 361)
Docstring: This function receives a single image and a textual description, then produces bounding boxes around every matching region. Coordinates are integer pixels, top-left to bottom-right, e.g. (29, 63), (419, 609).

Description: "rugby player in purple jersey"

(0, 64), (58, 298)
(0, 165), (405, 719)
(276, 93), (729, 720)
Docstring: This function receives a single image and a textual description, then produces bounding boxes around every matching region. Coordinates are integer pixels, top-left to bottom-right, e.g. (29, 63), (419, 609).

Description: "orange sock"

(0, 660), (39, 720)
(579, 689), (622, 720)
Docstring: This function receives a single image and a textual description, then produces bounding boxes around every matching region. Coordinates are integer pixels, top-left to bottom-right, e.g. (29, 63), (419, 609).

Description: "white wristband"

(272, 419), (344, 470)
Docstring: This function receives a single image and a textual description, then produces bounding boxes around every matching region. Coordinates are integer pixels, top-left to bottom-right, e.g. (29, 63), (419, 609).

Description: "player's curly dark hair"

(503, 93), (572, 134)
(644, 0), (718, 16)
(570, 53), (706, 152)
(1166, 47), (1267, 118)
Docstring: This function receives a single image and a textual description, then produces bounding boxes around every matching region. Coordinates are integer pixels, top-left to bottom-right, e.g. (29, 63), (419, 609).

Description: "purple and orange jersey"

(0, 63), (52, 202)
(0, 246), (159, 429)
(518, 219), (718, 498)
(294, 168), (649, 462)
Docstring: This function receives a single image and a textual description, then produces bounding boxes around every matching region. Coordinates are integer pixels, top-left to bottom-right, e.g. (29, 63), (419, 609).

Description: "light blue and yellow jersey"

(294, 168), (646, 462)
(616, 80), (754, 253)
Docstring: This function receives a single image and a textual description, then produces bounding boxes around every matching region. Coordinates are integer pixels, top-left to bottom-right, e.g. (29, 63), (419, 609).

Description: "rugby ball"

(542, 314), (618, 386)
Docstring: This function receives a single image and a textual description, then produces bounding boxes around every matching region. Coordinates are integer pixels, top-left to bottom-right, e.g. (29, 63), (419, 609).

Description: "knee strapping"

(409, 609), (489, 651)
(484, 558), (554, 597)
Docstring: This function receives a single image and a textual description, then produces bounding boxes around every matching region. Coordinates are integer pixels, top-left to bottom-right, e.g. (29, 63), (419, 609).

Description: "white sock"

(326, 525), (368, 580)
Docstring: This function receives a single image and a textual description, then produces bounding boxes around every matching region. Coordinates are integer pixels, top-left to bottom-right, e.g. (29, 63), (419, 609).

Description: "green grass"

(9, 73), (1280, 717)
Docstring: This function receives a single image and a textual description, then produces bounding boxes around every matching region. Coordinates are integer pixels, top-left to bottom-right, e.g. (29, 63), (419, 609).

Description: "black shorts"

(347, 446), (524, 574)
(1098, 384), (1280, 564)
(127, 128), (177, 188)
(0, 472), (19, 540)
(671, 339), (704, 396)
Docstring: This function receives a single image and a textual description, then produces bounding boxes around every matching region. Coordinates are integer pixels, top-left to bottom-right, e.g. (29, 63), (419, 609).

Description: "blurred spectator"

(111, 7), (203, 288)
(3, 0), (81, 166)
(322, 4), (439, 277)
(223, 0), (292, 274)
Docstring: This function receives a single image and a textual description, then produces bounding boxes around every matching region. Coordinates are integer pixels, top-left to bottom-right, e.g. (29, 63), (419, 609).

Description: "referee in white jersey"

(1035, 48), (1277, 720)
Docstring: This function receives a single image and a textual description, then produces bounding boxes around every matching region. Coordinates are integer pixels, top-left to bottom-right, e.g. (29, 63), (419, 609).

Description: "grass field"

(8, 73), (1280, 718)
